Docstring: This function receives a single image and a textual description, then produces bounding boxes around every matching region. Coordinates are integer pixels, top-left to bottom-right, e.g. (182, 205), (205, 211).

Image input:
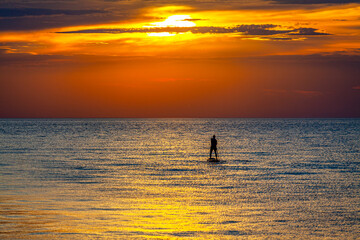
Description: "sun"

(145, 14), (196, 37)
(151, 15), (196, 28)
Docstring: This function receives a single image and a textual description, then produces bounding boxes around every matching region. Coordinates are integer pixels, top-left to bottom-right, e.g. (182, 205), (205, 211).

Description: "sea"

(0, 118), (359, 239)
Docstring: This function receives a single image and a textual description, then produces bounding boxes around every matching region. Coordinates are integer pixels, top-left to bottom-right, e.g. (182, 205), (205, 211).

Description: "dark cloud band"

(270, 0), (360, 4)
(0, 8), (106, 18)
(58, 24), (330, 36)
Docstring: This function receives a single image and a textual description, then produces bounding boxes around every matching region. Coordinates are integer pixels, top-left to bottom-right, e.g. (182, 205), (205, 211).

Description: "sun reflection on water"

(0, 119), (359, 239)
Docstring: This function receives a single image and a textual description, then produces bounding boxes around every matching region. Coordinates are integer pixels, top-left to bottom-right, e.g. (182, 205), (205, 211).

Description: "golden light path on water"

(1, 119), (359, 239)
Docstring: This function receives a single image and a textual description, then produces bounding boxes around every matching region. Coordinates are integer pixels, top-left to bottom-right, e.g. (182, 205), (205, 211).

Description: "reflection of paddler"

(210, 135), (218, 160)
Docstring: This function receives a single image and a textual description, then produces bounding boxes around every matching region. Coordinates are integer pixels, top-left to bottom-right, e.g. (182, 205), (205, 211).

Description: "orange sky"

(1, 1), (359, 117)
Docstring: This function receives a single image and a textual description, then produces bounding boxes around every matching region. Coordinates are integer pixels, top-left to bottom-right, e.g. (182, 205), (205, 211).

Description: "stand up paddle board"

(207, 158), (220, 163)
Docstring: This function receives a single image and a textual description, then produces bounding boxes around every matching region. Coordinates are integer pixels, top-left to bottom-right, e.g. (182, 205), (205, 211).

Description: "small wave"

(165, 168), (196, 172)
(280, 171), (316, 175)
(107, 163), (140, 167)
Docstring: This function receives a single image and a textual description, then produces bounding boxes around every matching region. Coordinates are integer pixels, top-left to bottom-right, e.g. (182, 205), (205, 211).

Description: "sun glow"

(150, 15), (196, 28)
(147, 32), (176, 37)
(144, 15), (196, 37)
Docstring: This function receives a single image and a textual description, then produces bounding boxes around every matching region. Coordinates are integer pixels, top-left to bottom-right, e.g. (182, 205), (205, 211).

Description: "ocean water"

(0, 118), (359, 239)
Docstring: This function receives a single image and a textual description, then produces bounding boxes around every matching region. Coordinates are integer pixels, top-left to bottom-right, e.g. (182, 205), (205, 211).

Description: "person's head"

(213, 135), (216, 138)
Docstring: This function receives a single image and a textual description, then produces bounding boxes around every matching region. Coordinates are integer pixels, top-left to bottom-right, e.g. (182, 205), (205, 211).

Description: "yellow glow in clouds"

(146, 15), (196, 37)
(152, 15), (196, 27)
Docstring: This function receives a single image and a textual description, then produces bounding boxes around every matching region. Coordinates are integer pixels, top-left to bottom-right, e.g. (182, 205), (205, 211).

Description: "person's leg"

(215, 148), (218, 159)
(210, 148), (212, 158)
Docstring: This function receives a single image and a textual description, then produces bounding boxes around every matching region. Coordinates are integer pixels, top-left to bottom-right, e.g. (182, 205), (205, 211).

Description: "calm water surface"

(0, 119), (359, 239)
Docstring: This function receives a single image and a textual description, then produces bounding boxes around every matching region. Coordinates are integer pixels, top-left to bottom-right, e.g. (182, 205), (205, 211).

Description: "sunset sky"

(1, 0), (359, 117)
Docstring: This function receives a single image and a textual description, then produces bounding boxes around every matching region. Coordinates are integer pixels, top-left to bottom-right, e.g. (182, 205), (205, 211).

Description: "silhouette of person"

(210, 135), (218, 159)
